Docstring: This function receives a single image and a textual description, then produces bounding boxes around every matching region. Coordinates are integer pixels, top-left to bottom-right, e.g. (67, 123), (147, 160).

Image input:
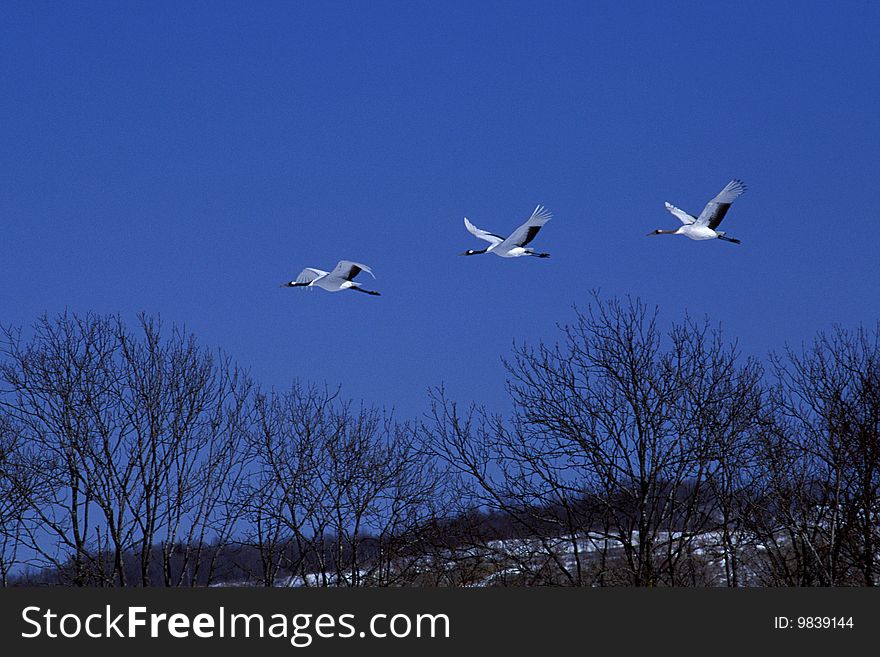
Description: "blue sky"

(1, 1), (878, 417)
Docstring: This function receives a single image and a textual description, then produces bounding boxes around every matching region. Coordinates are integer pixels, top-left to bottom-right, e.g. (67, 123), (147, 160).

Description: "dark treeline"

(1, 297), (878, 586)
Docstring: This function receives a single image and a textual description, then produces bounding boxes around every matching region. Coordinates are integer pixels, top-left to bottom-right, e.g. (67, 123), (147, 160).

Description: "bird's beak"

(646, 231), (657, 236)
(458, 251), (468, 256)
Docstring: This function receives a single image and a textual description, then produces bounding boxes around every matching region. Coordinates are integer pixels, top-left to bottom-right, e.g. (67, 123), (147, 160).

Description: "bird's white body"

(649, 180), (747, 244)
(462, 205), (553, 258)
(283, 261), (380, 295)
(494, 246), (530, 257)
(674, 224), (720, 241)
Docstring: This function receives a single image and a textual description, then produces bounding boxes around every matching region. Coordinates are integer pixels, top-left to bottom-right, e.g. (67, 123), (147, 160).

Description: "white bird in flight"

(648, 179), (747, 244)
(282, 260), (380, 296)
(461, 205), (553, 258)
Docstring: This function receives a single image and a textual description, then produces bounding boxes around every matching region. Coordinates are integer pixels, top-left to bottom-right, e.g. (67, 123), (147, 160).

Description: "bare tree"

(0, 412), (37, 585)
(745, 324), (880, 586)
(241, 383), (445, 587)
(425, 295), (764, 586)
(0, 313), (123, 584)
(315, 408), (443, 586)
(112, 315), (252, 586)
(3, 305), (876, 588)
(0, 312), (251, 586)
(240, 383), (337, 586)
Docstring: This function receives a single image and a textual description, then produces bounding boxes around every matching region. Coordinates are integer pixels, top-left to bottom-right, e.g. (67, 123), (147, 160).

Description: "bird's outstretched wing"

(664, 202), (696, 225)
(499, 205), (552, 249)
(328, 260), (375, 282)
(695, 179), (747, 229)
(295, 267), (327, 284)
(464, 217), (505, 247)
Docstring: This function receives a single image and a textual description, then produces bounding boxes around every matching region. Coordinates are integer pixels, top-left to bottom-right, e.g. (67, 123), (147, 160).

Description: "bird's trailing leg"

(717, 235), (741, 245)
(350, 287), (381, 296)
(529, 252), (551, 258)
